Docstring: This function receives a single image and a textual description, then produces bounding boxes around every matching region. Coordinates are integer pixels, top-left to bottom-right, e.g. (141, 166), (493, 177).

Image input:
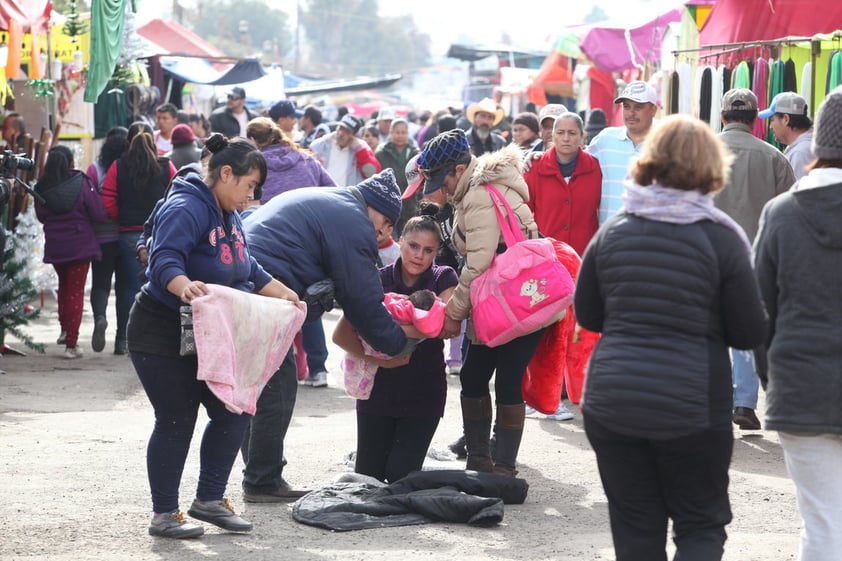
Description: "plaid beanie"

(418, 129), (471, 171)
(812, 86), (842, 160)
(357, 168), (402, 224)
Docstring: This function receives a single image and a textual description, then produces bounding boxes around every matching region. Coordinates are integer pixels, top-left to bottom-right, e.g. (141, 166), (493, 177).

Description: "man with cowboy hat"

(465, 97), (506, 156)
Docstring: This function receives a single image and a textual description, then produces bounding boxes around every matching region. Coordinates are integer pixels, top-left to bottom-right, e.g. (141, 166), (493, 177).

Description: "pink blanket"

(192, 284), (306, 414)
(383, 292), (446, 338)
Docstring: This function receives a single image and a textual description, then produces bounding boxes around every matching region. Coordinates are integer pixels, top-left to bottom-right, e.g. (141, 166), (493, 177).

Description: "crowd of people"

(20, 80), (842, 560)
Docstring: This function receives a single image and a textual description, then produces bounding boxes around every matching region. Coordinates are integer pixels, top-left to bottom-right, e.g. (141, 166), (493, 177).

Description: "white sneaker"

(546, 402), (574, 421)
(524, 405), (538, 416)
(63, 346), (83, 359)
(307, 370), (328, 388)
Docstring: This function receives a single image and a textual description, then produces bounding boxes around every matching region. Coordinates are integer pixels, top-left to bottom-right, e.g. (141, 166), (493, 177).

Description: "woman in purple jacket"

(246, 117), (335, 202)
(34, 145), (108, 358)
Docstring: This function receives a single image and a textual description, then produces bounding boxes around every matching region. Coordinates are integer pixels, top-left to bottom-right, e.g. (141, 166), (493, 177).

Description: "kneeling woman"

(334, 206), (457, 483)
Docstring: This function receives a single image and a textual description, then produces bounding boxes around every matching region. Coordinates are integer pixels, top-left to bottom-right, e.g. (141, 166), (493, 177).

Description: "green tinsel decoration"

(25, 79), (56, 99)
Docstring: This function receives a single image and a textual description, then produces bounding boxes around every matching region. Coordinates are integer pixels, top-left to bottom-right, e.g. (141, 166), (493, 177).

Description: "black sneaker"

(92, 316), (107, 353)
(148, 510), (204, 539)
(733, 407), (762, 430)
(187, 498), (252, 532)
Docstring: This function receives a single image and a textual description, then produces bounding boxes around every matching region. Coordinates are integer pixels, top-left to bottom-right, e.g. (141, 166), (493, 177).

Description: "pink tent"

(579, 4), (684, 72)
(700, 0), (842, 45)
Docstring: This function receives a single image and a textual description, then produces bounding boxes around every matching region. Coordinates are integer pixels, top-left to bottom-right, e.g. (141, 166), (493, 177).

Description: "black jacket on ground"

(292, 470), (528, 531)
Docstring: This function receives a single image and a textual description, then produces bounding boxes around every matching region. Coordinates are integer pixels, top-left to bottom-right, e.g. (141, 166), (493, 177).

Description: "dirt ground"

(0, 295), (801, 561)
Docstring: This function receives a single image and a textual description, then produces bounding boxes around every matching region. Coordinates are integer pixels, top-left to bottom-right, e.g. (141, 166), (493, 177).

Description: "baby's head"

(407, 289), (436, 311)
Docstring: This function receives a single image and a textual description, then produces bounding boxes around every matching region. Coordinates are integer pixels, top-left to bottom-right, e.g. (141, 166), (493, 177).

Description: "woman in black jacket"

(574, 115), (768, 561)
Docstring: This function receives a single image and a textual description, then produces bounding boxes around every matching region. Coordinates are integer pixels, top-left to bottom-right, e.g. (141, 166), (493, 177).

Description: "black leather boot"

(461, 394), (494, 472)
(492, 403), (525, 477)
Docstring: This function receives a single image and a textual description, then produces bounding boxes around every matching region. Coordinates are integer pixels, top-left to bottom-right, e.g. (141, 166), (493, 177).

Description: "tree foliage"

(300, 0), (430, 78)
(191, 0), (294, 59)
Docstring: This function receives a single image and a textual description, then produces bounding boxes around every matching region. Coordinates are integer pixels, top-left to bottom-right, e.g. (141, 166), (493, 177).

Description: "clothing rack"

(672, 33), (842, 117)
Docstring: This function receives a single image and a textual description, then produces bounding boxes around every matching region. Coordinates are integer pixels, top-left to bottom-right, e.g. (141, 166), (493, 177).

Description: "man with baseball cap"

(209, 86), (257, 139)
(586, 80), (659, 222)
(310, 114), (381, 186)
(533, 103), (567, 152)
(760, 92), (814, 179)
(715, 87), (795, 432)
(268, 100), (302, 137)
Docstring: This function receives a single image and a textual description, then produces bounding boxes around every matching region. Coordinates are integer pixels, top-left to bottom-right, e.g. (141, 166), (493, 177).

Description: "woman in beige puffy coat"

(417, 130), (543, 477)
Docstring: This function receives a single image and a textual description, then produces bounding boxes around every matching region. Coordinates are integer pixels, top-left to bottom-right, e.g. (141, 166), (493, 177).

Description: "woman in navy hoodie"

(127, 134), (299, 539)
(35, 145), (108, 358)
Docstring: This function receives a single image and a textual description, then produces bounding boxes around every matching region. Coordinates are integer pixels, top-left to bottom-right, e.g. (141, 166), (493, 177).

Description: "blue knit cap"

(357, 168), (402, 224)
(417, 129), (471, 194)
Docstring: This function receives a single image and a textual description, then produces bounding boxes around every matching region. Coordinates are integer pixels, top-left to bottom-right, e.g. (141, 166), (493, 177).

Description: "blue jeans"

(731, 348), (759, 409)
(302, 318), (328, 373)
(116, 232), (144, 343)
(132, 351), (252, 513)
(241, 350), (298, 492)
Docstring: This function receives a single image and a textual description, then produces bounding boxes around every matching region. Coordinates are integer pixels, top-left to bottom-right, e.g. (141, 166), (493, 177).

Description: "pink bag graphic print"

(470, 184), (574, 347)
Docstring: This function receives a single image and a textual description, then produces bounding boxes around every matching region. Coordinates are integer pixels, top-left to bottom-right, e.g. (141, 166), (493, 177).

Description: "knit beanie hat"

(170, 124), (195, 147)
(357, 168), (402, 224)
(513, 112), (540, 136)
(812, 86), (842, 160)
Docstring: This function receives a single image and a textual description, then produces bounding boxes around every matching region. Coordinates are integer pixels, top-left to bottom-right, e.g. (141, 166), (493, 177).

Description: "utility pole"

(294, 0), (300, 73)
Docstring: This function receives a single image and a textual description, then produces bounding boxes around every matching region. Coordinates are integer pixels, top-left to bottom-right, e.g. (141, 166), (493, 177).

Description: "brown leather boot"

(492, 403), (525, 477)
(461, 394), (494, 472)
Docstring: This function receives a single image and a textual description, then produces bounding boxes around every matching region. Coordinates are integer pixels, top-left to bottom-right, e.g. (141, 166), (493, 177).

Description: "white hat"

(614, 81), (659, 105)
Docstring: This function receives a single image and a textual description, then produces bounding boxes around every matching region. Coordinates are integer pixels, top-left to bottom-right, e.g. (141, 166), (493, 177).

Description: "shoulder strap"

(483, 183), (525, 248)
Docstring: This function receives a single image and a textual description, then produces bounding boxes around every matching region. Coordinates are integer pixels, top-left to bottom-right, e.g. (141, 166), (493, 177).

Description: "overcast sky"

(136, 0), (682, 57)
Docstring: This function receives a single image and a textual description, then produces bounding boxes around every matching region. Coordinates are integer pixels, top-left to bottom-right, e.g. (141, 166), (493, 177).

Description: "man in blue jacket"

(240, 169), (411, 502)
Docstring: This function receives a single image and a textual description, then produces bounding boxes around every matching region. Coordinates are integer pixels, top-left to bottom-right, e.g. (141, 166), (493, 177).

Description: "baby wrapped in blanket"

(342, 290), (445, 399)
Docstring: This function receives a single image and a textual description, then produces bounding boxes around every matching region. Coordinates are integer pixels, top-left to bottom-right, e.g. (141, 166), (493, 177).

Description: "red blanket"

(522, 240), (599, 413)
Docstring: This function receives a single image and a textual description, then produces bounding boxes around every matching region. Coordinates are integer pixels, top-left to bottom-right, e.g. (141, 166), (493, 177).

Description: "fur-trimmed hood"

(452, 144), (529, 204)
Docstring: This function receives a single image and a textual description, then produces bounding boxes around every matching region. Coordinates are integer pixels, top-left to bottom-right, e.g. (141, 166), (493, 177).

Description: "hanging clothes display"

(753, 58), (769, 140)
(767, 59), (786, 146)
(710, 65), (725, 133)
(801, 62), (813, 111)
(678, 62), (693, 115)
(85, 0), (129, 103)
(670, 70), (680, 114)
(784, 58), (798, 92)
(699, 66), (713, 122)
(829, 51), (842, 91)
(732, 61), (751, 88)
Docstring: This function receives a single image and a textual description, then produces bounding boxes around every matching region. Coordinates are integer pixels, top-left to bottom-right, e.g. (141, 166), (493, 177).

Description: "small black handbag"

(179, 305), (196, 356)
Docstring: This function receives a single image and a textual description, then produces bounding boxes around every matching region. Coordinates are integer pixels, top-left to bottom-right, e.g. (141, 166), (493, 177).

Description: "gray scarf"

(621, 182), (752, 254)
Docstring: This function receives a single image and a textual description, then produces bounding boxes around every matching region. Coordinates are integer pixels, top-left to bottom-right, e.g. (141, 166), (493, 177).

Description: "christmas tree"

(1, 202), (46, 353)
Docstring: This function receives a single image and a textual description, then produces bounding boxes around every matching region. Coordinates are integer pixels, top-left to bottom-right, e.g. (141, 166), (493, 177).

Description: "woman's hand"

(259, 278), (301, 304)
(439, 316), (462, 339)
(179, 280), (209, 304)
(522, 150), (543, 173)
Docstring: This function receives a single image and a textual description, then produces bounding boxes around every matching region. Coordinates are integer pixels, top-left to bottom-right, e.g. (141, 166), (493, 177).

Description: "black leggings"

(355, 411), (440, 483)
(459, 328), (546, 404)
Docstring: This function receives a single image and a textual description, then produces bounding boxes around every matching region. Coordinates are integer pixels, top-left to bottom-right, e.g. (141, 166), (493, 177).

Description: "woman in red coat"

(523, 112), (601, 257)
(522, 112), (601, 420)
